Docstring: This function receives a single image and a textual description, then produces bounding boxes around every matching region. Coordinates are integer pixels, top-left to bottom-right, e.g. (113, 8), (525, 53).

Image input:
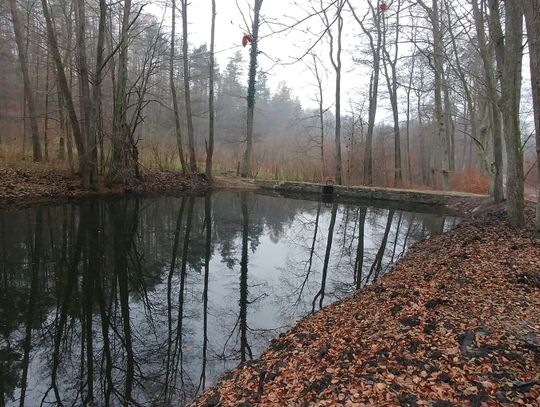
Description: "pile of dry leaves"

(0, 165), (209, 209)
(191, 210), (540, 406)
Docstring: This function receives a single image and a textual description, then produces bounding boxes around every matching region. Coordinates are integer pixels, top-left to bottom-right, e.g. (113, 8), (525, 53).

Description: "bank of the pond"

(256, 180), (488, 207)
(0, 165), (209, 209)
(190, 206), (540, 407)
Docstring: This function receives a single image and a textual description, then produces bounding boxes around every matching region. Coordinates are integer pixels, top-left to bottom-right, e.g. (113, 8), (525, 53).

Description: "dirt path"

(190, 209), (540, 407)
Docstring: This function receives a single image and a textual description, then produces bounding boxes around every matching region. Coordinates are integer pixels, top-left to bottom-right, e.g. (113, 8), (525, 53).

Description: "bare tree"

(380, 0), (402, 186)
(75, 0), (101, 187)
(470, 0), (503, 202)
(170, 0), (188, 174)
(206, 0), (216, 178)
(109, 0), (133, 184)
(241, 0), (264, 177)
(41, 0), (88, 185)
(418, 0), (451, 191)
(88, 0), (107, 184)
(489, 0), (525, 226)
(9, 0), (42, 161)
(321, 0), (344, 184)
(523, 0), (540, 230)
(404, 18), (417, 184)
(43, 49), (50, 160)
(309, 53), (327, 181)
(349, 0), (382, 185)
(181, 0), (197, 172)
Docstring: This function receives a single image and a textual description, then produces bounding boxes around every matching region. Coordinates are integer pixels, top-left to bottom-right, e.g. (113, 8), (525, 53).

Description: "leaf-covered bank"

(0, 166), (209, 210)
(191, 208), (540, 406)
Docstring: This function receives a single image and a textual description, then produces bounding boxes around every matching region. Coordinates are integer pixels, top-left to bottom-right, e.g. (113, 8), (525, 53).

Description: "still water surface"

(0, 191), (457, 406)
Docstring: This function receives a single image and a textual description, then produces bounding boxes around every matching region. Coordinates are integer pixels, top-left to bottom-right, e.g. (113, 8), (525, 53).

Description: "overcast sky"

(148, 0), (534, 137)
(149, 0), (372, 112)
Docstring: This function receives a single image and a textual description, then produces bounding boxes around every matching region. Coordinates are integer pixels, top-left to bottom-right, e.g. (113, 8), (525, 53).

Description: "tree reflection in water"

(0, 191), (457, 405)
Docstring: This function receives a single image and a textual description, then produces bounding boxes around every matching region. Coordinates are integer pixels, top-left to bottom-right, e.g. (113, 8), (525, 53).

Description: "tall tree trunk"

(323, 0), (344, 184)
(75, 0), (93, 187)
(333, 9), (344, 184)
(381, 0), (402, 186)
(206, 0), (216, 178)
(44, 50), (50, 161)
(110, 0), (132, 184)
(433, 0), (450, 190)
(182, 0), (197, 172)
(443, 72), (455, 172)
(524, 0), (540, 231)
(501, 1), (525, 227)
(419, 0), (450, 190)
(41, 0), (88, 184)
(471, 0), (504, 201)
(88, 0), (107, 186)
(349, 0), (381, 185)
(309, 53), (326, 181)
(416, 81), (430, 185)
(405, 52), (415, 184)
(9, 0), (42, 161)
(170, 0), (187, 174)
(487, 0), (506, 201)
(241, 0), (264, 177)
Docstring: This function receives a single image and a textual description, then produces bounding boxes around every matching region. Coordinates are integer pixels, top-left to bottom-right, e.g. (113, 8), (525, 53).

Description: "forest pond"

(0, 191), (458, 406)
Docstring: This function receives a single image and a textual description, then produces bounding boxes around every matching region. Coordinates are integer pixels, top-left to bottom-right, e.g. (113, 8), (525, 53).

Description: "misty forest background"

(0, 0), (539, 228)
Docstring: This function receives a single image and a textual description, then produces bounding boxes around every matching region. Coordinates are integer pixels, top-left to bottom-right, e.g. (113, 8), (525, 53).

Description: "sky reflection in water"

(0, 191), (457, 406)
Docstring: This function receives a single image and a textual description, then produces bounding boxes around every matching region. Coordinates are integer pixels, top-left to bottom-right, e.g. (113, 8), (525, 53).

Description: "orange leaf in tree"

(380, 1), (388, 12)
(242, 33), (252, 47)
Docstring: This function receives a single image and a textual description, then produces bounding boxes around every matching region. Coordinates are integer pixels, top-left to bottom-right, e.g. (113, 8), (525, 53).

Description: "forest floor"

(0, 164), (209, 210)
(190, 204), (540, 407)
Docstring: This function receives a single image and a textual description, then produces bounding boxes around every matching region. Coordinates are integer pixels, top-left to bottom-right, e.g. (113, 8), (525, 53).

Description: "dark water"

(0, 191), (457, 406)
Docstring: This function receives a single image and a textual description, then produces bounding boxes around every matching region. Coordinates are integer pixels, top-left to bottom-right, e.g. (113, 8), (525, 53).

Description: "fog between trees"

(0, 0), (539, 227)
